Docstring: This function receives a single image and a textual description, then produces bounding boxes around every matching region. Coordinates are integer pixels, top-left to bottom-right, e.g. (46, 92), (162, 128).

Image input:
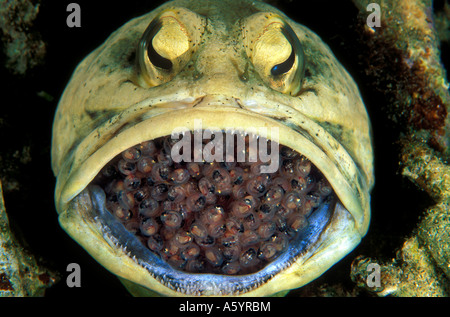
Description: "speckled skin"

(51, 0), (373, 296)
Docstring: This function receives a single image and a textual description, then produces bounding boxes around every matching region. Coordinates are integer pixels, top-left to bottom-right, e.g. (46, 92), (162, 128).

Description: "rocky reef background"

(0, 0), (448, 297)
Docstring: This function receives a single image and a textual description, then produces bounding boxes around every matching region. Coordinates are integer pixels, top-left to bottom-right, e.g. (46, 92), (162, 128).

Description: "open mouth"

(82, 130), (337, 295)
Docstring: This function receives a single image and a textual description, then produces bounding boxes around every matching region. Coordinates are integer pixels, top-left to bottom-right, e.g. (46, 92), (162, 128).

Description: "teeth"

(90, 131), (335, 276)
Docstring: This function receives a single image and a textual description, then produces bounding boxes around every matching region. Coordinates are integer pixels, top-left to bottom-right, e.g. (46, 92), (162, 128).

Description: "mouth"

(74, 129), (338, 295)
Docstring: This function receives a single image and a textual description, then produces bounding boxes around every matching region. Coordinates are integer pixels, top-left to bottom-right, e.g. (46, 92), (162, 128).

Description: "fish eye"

(137, 8), (206, 88)
(242, 13), (305, 95)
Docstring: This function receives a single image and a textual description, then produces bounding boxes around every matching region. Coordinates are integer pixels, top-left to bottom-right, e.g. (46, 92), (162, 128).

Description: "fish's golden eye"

(242, 13), (305, 95)
(137, 8), (206, 88)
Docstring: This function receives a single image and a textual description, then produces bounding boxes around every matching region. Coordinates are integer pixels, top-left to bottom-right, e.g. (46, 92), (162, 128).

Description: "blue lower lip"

(88, 184), (333, 295)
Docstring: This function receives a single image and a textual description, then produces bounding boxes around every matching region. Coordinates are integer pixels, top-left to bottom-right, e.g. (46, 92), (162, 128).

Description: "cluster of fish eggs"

(93, 132), (333, 275)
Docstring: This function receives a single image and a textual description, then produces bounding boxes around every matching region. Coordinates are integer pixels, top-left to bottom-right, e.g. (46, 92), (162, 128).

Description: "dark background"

(0, 0), (445, 297)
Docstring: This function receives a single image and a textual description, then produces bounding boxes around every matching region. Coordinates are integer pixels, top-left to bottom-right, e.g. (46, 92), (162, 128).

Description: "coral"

(0, 180), (59, 296)
(350, 0), (450, 296)
(355, 0), (449, 153)
(0, 0), (46, 75)
(351, 236), (450, 296)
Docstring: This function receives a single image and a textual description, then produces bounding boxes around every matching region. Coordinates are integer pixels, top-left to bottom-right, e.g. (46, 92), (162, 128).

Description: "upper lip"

(191, 95), (244, 109)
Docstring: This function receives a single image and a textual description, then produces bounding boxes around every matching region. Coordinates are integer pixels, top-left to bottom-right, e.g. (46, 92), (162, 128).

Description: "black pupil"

(270, 46), (295, 76)
(148, 39), (173, 70)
